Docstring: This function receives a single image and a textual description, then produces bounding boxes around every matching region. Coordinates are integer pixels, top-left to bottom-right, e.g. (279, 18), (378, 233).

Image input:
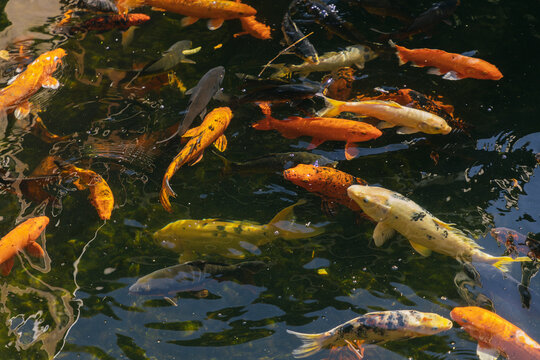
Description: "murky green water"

(1, 0), (539, 359)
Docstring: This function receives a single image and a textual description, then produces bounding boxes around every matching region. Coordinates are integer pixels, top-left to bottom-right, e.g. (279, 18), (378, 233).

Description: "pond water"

(0, 0), (539, 359)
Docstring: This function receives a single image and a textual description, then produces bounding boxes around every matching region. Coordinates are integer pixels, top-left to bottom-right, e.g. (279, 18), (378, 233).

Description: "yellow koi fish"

(319, 97), (452, 135)
(0, 48), (66, 119)
(153, 200), (325, 262)
(347, 185), (531, 272)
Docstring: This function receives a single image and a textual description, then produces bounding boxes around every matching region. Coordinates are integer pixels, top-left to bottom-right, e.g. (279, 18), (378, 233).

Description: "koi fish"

(19, 155), (62, 203)
(129, 260), (266, 296)
(281, 12), (319, 64)
(116, 0), (257, 30)
(0, 216), (49, 275)
(0, 48), (66, 119)
(78, 0), (119, 12)
(153, 200), (325, 262)
(233, 0), (271, 40)
(322, 67), (356, 101)
(319, 97), (452, 135)
(348, 0), (412, 24)
(347, 185), (531, 272)
(402, 0), (459, 37)
(143, 40), (199, 73)
(218, 151), (337, 175)
(287, 310), (452, 358)
(238, 82), (320, 104)
(270, 44), (377, 78)
(491, 227), (539, 260)
(253, 104), (381, 160)
(450, 306), (540, 360)
(284, 165), (367, 214)
(59, 163), (114, 220)
(391, 41), (503, 80)
(69, 13), (150, 33)
(160, 107), (232, 212)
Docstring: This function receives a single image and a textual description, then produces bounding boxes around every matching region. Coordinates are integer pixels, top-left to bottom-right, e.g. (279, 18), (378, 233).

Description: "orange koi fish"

(451, 306), (540, 360)
(70, 13), (150, 33)
(233, 0), (271, 40)
(59, 163), (114, 220)
(253, 104), (382, 160)
(283, 164), (367, 213)
(391, 41), (503, 80)
(0, 216), (49, 275)
(117, 0), (257, 30)
(0, 48), (66, 119)
(160, 107), (232, 212)
(322, 67), (356, 101)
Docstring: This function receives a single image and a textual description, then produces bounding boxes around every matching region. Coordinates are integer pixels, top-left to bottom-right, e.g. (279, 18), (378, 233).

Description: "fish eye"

(363, 198), (369, 203)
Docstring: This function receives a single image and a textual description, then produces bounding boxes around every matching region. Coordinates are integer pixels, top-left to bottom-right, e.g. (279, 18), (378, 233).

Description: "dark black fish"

(288, 0), (365, 43)
(217, 151), (338, 175)
(348, 0), (412, 23)
(77, 0), (118, 12)
(281, 12), (319, 64)
(129, 260), (266, 296)
(404, 0), (459, 36)
(239, 82), (321, 104)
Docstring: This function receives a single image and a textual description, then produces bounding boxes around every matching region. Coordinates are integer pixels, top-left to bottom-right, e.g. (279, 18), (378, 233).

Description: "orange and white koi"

(391, 41), (503, 80)
(253, 104), (382, 160)
(0, 216), (49, 275)
(160, 107), (232, 212)
(116, 0), (256, 30)
(0, 48), (66, 119)
(451, 306), (540, 360)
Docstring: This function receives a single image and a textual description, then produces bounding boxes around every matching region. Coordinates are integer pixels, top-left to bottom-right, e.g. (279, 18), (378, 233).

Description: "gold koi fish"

(347, 185), (531, 272)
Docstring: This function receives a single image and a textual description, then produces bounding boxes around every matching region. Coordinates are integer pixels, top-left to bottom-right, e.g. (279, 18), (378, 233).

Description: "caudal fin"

(491, 256), (531, 273)
(287, 329), (331, 358)
(252, 103), (274, 130)
(268, 200), (325, 240)
(317, 96), (344, 118)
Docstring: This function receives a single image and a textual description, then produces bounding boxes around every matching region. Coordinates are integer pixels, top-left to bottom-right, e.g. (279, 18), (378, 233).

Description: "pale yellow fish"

(153, 200), (325, 262)
(347, 185), (530, 272)
(0, 50), (9, 60)
(319, 97), (452, 135)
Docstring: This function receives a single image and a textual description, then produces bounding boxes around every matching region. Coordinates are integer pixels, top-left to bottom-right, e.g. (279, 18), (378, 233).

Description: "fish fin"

(461, 50), (478, 57)
(7, 74), (19, 85)
(188, 153), (204, 166)
(442, 71), (462, 81)
(0, 257), (14, 276)
(353, 62), (365, 70)
(116, 0), (144, 13)
(26, 241), (45, 258)
(184, 86), (195, 95)
(377, 121), (395, 129)
(280, 130), (300, 139)
(181, 16), (199, 27)
(286, 329), (331, 358)
(14, 101), (31, 119)
(180, 58), (196, 64)
(432, 218), (456, 230)
(427, 67), (444, 76)
(41, 76), (60, 89)
(476, 343), (499, 360)
(344, 143), (359, 160)
(182, 126), (201, 138)
(317, 96), (344, 117)
(396, 126), (419, 135)
(213, 134), (227, 152)
(199, 108), (207, 119)
(151, 7), (167, 11)
(207, 18), (224, 31)
(306, 138), (325, 150)
(268, 200), (305, 226)
(490, 256), (531, 273)
(252, 117), (272, 130)
(373, 222), (395, 247)
(409, 241), (432, 257)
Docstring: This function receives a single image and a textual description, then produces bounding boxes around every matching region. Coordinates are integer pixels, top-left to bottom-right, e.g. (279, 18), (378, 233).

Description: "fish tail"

(317, 96), (344, 118)
(268, 200), (325, 240)
(116, 0), (145, 13)
(491, 256), (531, 272)
(267, 64), (290, 78)
(252, 104), (274, 130)
(287, 329), (332, 358)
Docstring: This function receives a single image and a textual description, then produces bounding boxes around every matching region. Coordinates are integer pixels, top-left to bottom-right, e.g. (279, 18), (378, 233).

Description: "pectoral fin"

(14, 101), (31, 119)
(207, 18), (224, 31)
(353, 62), (365, 70)
(377, 121), (395, 129)
(182, 126), (201, 138)
(373, 222), (395, 247)
(306, 138), (325, 150)
(181, 16), (199, 27)
(213, 134), (227, 152)
(42, 76), (60, 89)
(409, 241), (432, 257)
(427, 67), (443, 76)
(442, 71), (462, 81)
(0, 257), (14, 276)
(432, 218), (456, 230)
(344, 143), (359, 160)
(26, 241), (45, 257)
(476, 343), (499, 360)
(188, 153), (204, 166)
(396, 127), (419, 135)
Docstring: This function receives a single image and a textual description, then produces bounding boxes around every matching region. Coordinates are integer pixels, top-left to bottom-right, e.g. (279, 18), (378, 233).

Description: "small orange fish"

(451, 306), (540, 359)
(117, 0), (256, 30)
(283, 164), (367, 213)
(0, 216), (49, 275)
(391, 41), (503, 80)
(233, 0), (271, 40)
(60, 164), (114, 220)
(253, 104), (382, 160)
(160, 107), (232, 212)
(0, 48), (66, 119)
(322, 67), (356, 101)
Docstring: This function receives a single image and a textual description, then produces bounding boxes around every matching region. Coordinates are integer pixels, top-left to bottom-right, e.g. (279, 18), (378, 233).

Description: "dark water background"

(0, 0), (539, 359)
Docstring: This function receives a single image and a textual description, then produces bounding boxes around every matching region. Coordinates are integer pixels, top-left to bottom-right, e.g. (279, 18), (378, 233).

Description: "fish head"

(466, 61), (503, 80)
(403, 311), (453, 335)
(283, 164), (327, 192)
(347, 185), (392, 222)
(42, 48), (67, 70)
(418, 118), (452, 135)
(450, 306), (492, 341)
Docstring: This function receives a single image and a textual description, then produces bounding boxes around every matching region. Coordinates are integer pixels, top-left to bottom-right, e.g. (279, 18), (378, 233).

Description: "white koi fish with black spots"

(287, 310), (452, 358)
(347, 185), (531, 272)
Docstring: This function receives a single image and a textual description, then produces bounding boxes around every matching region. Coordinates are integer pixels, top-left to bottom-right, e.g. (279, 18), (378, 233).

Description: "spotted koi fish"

(451, 306), (540, 360)
(0, 216), (49, 275)
(69, 13), (150, 33)
(0, 48), (66, 119)
(116, 0), (256, 30)
(160, 107), (232, 212)
(347, 185), (531, 272)
(283, 164), (367, 213)
(287, 310), (452, 358)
